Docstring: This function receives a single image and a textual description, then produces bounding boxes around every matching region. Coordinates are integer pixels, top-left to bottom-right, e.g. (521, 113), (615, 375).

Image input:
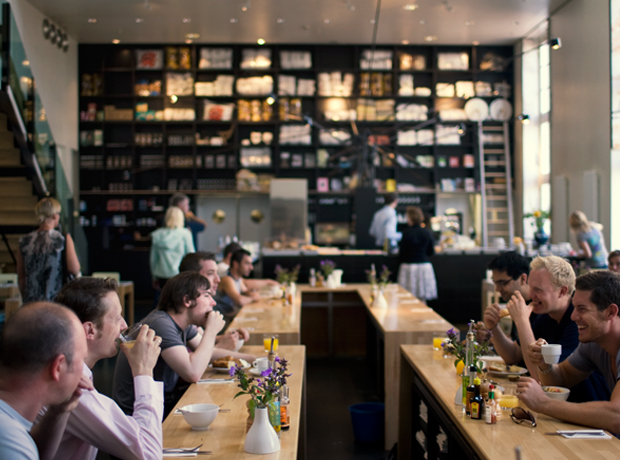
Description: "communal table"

(162, 345), (306, 460)
(228, 284), (457, 450)
(398, 344), (620, 460)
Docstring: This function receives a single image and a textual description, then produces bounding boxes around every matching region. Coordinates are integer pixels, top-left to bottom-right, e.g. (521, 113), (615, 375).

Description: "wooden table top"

(163, 345), (305, 459)
(228, 292), (301, 340)
(401, 344), (620, 460)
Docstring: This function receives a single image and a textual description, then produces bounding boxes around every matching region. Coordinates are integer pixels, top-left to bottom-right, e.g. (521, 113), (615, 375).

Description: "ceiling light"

(87, 18), (97, 23)
(135, 18), (143, 23)
(419, 19), (427, 25)
(241, 1), (250, 12)
(403, 4), (419, 11)
(518, 114), (530, 124)
(464, 20), (474, 26)
(472, 41), (480, 46)
(242, 6), (248, 11)
(170, 95), (178, 104)
(424, 35), (438, 42)
(401, 40), (409, 45)
(112, 39), (121, 44)
(266, 96), (276, 105)
(548, 37), (562, 50)
(324, 19), (332, 24)
(22, 60), (30, 66)
(257, 38), (266, 45)
(182, 18), (191, 23)
(185, 39), (193, 44)
(230, 18), (238, 23)
(277, 18), (285, 24)
(185, 33), (200, 39)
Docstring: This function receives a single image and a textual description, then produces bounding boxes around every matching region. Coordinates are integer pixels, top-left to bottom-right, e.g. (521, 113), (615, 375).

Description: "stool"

(117, 281), (135, 325)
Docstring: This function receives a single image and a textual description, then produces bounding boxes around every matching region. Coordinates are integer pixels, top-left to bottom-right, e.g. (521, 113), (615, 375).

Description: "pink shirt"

(52, 364), (163, 460)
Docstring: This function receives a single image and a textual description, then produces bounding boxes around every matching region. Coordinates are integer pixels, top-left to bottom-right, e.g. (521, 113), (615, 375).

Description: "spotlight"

(548, 37), (562, 50)
(517, 114), (530, 125)
(457, 124), (465, 135)
(266, 94), (277, 105)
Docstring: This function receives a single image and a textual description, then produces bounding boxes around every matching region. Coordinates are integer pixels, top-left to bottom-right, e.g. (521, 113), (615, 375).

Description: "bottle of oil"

(470, 378), (483, 420)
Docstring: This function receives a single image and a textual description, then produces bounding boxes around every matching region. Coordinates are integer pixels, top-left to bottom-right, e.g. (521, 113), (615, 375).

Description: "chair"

(91, 272), (121, 282)
(0, 273), (18, 286)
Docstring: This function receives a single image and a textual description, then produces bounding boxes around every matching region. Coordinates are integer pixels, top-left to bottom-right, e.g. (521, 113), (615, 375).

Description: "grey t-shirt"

(0, 399), (38, 460)
(567, 342), (620, 393)
(112, 310), (197, 414)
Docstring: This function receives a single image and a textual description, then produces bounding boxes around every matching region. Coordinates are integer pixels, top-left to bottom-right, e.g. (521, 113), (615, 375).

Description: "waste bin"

(348, 402), (385, 443)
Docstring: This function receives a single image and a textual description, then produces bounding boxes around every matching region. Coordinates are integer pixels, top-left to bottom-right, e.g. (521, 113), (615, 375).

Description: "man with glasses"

(518, 270), (620, 433)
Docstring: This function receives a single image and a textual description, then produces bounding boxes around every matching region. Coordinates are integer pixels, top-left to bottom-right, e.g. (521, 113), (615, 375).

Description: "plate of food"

(210, 356), (251, 373)
(542, 386), (570, 401)
(486, 361), (528, 377)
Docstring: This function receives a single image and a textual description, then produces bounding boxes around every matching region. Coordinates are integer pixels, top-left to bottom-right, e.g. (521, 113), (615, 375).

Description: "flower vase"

(326, 274), (337, 289)
(454, 381), (463, 406)
(374, 288), (388, 309)
(534, 227), (549, 247)
(244, 407), (280, 454)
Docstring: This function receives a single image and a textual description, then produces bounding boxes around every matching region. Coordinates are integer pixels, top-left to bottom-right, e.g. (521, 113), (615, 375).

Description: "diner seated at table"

(608, 250), (620, 274)
(519, 270), (620, 434)
(41, 277), (164, 460)
(113, 272), (226, 417)
(216, 242), (242, 278)
(179, 251), (253, 353)
(484, 255), (608, 402)
(214, 249), (279, 322)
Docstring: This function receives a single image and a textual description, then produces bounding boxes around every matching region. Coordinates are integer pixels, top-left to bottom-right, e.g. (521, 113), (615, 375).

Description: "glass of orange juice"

(118, 323), (143, 349)
(432, 332), (448, 351)
(263, 334), (279, 353)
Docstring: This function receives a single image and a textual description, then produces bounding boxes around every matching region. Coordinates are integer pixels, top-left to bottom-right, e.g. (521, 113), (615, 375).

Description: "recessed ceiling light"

(257, 38), (266, 45)
(185, 39), (193, 44)
(472, 41), (480, 46)
(112, 39), (121, 44)
(22, 60), (30, 66)
(424, 35), (438, 42)
(230, 18), (238, 23)
(87, 18), (97, 23)
(401, 40), (409, 45)
(277, 18), (285, 24)
(185, 33), (200, 39)
(403, 4), (419, 11)
(135, 18), (144, 23)
(182, 18), (191, 23)
(419, 19), (427, 25)
(324, 19), (332, 24)
(241, 5), (249, 12)
(464, 20), (474, 26)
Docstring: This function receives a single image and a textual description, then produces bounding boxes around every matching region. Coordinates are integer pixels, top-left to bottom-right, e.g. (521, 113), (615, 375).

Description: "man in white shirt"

(217, 242), (242, 278)
(369, 192), (401, 249)
(43, 277), (164, 460)
(0, 302), (89, 460)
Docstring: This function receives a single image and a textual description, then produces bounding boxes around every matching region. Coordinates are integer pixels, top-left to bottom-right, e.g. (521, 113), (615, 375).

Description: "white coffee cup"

(253, 357), (269, 372)
(541, 344), (562, 364)
(234, 338), (244, 352)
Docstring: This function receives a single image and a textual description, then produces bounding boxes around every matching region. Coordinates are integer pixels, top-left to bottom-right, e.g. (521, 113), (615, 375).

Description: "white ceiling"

(26, 0), (565, 45)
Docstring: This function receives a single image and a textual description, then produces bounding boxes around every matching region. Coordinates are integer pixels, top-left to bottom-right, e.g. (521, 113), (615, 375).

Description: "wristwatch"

(538, 364), (553, 375)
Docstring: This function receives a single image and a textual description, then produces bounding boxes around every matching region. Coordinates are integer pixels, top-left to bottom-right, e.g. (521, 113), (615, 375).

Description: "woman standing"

(397, 206), (437, 302)
(569, 210), (609, 269)
(150, 206), (195, 290)
(16, 197), (80, 302)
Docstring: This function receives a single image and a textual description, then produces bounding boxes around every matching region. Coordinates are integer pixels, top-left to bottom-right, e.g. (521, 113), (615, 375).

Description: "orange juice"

(433, 337), (447, 350)
(499, 394), (519, 409)
(263, 337), (279, 352)
(123, 340), (136, 349)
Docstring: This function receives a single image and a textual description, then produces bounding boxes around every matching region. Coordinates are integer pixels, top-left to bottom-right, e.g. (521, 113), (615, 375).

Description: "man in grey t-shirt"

(517, 270), (620, 434)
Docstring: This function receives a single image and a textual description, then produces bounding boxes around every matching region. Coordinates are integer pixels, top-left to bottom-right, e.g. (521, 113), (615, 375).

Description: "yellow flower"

(533, 210), (542, 218)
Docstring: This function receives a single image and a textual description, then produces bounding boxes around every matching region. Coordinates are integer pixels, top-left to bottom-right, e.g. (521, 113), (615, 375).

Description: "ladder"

(477, 121), (514, 248)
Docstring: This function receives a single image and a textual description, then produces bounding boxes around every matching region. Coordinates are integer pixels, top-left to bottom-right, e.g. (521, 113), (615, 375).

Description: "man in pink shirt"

(40, 277), (164, 460)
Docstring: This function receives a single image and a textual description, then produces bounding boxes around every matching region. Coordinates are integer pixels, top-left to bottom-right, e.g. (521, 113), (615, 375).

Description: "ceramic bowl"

(179, 403), (219, 430)
(542, 386), (570, 401)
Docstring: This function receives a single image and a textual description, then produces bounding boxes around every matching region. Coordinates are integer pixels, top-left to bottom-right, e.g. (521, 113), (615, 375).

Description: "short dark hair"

(384, 192), (398, 206)
(575, 271), (620, 313)
(223, 242), (242, 259)
(55, 277), (119, 328)
(487, 251), (530, 279)
(157, 271), (211, 314)
(179, 252), (217, 273)
(609, 250), (620, 262)
(169, 193), (189, 207)
(1, 302), (76, 373)
(406, 206), (424, 226)
(230, 249), (251, 268)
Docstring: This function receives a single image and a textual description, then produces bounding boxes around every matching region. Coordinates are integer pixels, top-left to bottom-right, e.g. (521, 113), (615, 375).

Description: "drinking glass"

(118, 323), (143, 349)
(432, 331), (449, 351)
(263, 334), (279, 353)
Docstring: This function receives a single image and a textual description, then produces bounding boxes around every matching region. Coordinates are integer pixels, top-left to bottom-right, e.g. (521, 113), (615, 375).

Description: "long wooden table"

(163, 345), (306, 460)
(398, 344), (620, 460)
(228, 284), (457, 450)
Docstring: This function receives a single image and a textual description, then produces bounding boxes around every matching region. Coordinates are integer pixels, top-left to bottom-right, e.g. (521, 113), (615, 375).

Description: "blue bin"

(348, 402), (385, 444)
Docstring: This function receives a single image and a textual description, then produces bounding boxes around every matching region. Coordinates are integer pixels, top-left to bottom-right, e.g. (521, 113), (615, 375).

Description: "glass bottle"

(485, 386), (497, 424)
(280, 385), (290, 430)
(470, 378), (483, 420)
(309, 268), (316, 287)
(465, 365), (476, 416)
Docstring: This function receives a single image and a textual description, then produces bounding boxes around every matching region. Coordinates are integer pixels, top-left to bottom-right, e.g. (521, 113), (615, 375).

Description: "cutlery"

(163, 444), (203, 453)
(197, 378), (234, 383)
(545, 431), (607, 437)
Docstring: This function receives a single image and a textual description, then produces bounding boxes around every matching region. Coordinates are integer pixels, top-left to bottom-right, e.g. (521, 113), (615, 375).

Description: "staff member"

(369, 192), (401, 250)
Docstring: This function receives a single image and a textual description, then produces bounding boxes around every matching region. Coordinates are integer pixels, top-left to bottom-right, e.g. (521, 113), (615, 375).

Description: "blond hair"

(569, 210), (600, 233)
(530, 255), (575, 295)
(164, 206), (185, 229)
(35, 197), (61, 223)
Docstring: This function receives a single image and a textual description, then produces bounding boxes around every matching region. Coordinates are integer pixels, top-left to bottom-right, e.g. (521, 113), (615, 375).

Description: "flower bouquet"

(443, 323), (492, 374)
(320, 260), (336, 277)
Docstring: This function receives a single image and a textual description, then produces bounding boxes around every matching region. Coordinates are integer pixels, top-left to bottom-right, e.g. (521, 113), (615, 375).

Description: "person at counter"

(569, 210), (608, 269)
(608, 250), (620, 274)
(369, 192), (401, 250)
(397, 206), (437, 302)
(519, 270), (620, 434)
(486, 255), (608, 402)
(217, 242), (242, 278)
(214, 249), (279, 323)
(170, 193), (208, 251)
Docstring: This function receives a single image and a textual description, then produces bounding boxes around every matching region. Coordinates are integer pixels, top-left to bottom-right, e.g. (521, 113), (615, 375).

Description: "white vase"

(244, 407), (280, 454)
(326, 274), (337, 289)
(374, 290), (388, 309)
(332, 269), (343, 286)
(454, 382), (463, 406)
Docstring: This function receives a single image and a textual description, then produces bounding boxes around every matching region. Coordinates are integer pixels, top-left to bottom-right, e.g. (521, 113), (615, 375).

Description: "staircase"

(477, 121), (514, 248)
(0, 113), (38, 273)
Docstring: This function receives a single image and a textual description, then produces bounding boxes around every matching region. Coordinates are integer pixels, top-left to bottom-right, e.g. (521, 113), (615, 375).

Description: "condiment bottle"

(462, 323), (476, 406)
(267, 336), (277, 370)
(466, 365), (476, 416)
(485, 386), (497, 424)
(309, 268), (316, 287)
(470, 378), (483, 420)
(280, 385), (290, 430)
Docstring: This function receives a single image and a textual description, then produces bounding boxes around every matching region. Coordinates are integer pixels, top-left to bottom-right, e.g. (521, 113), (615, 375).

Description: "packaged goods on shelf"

(297, 78), (316, 96)
(236, 75), (273, 95)
(163, 108), (195, 121)
(455, 81), (475, 99)
(436, 125), (463, 145)
(465, 178), (476, 192)
(240, 48), (272, 69)
(317, 72), (354, 97)
(319, 129), (351, 145)
(135, 79), (162, 96)
(398, 74), (414, 96)
(279, 124), (311, 145)
(202, 100), (234, 121)
(237, 99), (273, 122)
(80, 130), (103, 147)
(134, 103), (163, 121)
(279, 75), (296, 96)
(165, 46), (191, 69)
(396, 129), (417, 146)
(167, 134), (194, 146)
(108, 182), (133, 191)
(438, 52), (469, 70)
(240, 147), (272, 168)
(399, 53), (426, 71)
(139, 154), (165, 168)
(360, 49), (392, 69)
(197, 178), (237, 190)
(356, 98), (394, 121)
(414, 87), (432, 97)
(396, 103), (428, 121)
(80, 155), (103, 169)
(494, 82), (512, 98)
(439, 108), (467, 120)
(194, 75), (234, 96)
(136, 49), (163, 69)
(463, 154), (475, 168)
(104, 105), (133, 121)
(106, 155), (133, 169)
(436, 83), (455, 98)
(417, 129), (434, 145)
(280, 51), (312, 69)
(166, 72), (194, 96)
(279, 97), (302, 121)
(81, 73), (103, 96)
(199, 48), (233, 69)
(135, 132), (164, 147)
(168, 155), (195, 168)
(475, 81), (493, 97)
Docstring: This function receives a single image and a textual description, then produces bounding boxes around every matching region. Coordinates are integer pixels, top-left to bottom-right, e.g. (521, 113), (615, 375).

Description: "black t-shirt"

(398, 225), (435, 264)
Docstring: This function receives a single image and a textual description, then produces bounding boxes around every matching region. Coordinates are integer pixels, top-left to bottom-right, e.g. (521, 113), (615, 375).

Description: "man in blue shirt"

(170, 193), (208, 250)
(369, 192), (401, 249)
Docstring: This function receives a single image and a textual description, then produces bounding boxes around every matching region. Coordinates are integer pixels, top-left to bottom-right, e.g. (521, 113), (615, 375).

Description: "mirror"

(212, 209), (226, 224)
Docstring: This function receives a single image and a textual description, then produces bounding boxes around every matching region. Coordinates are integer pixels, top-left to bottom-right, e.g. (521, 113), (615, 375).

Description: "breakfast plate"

(210, 363), (251, 373)
(486, 363), (528, 377)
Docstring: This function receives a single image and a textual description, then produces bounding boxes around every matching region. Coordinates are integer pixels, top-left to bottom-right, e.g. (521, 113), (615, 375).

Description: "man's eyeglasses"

(493, 278), (515, 288)
(510, 407), (536, 427)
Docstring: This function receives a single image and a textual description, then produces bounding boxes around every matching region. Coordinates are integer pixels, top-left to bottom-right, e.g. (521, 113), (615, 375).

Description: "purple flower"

(261, 368), (273, 377)
(275, 356), (281, 362)
(228, 366), (237, 377)
(446, 328), (457, 337)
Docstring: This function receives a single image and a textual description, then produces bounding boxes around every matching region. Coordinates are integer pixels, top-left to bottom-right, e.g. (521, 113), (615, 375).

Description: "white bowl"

(542, 386), (570, 401)
(179, 403), (219, 430)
